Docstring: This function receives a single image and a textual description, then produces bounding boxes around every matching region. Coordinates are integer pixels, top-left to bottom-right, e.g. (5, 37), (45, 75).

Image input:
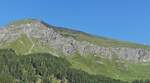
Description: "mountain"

(0, 19), (150, 82)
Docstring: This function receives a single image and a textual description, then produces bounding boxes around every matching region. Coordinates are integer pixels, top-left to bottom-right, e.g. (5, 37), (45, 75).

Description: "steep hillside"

(0, 19), (150, 82)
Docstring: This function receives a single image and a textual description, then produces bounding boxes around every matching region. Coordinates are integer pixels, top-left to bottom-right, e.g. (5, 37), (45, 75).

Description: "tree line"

(0, 49), (127, 83)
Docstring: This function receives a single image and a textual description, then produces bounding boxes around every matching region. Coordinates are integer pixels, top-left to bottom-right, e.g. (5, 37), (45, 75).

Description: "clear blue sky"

(0, 0), (150, 45)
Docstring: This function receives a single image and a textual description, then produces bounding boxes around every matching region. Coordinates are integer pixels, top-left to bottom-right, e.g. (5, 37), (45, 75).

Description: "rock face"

(0, 20), (150, 63)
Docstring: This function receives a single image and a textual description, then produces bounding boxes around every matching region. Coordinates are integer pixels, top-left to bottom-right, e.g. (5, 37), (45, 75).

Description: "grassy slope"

(53, 27), (150, 48)
(2, 34), (33, 54)
(1, 33), (63, 57)
(66, 55), (150, 82)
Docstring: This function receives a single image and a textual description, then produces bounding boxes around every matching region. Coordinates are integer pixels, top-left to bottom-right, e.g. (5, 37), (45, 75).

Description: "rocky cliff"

(0, 19), (150, 63)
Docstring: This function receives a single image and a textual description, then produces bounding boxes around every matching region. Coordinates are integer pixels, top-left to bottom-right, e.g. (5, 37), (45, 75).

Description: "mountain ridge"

(3, 19), (150, 47)
(0, 19), (150, 62)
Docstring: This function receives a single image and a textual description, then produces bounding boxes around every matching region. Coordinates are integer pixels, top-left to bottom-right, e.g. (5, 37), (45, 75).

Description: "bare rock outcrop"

(0, 22), (150, 63)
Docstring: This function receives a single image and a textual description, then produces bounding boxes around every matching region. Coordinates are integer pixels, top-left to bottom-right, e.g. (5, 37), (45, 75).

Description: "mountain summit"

(0, 19), (150, 82)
